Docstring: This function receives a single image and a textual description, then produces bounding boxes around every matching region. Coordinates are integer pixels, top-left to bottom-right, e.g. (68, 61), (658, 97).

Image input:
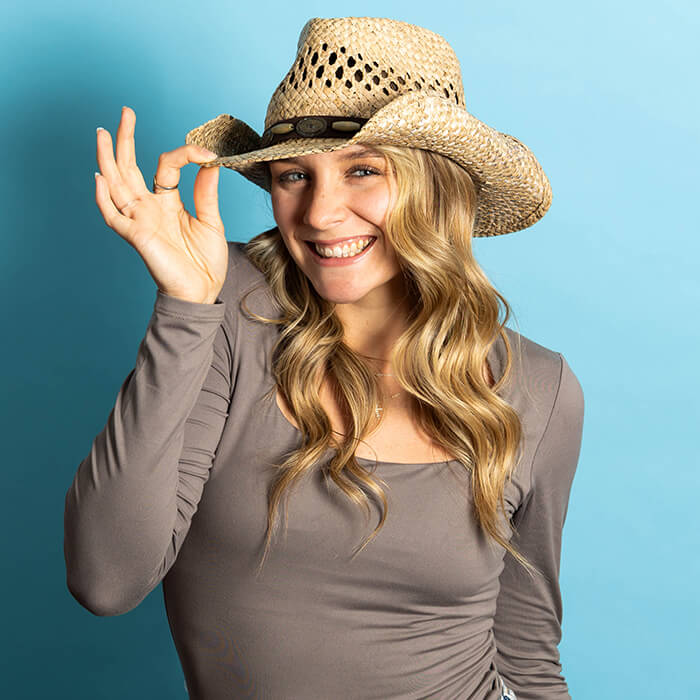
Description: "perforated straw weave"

(186, 16), (552, 237)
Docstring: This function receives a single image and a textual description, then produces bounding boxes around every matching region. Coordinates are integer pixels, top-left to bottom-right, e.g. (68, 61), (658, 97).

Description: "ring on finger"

(119, 198), (139, 214)
(152, 175), (179, 194)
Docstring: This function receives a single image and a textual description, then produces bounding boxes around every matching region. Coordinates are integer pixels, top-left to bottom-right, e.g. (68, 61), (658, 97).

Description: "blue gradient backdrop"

(2, 1), (698, 698)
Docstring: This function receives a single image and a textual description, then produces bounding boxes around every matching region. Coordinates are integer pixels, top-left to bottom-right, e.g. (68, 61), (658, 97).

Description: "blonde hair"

(242, 144), (541, 580)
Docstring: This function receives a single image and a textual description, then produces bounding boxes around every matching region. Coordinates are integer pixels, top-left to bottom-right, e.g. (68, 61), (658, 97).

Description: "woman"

(65, 17), (584, 700)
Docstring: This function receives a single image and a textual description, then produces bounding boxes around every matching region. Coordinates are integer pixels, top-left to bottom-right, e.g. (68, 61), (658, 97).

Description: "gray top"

(64, 240), (584, 700)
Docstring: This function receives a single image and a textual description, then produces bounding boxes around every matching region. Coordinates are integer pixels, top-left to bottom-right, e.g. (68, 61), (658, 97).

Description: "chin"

(311, 282), (372, 305)
(306, 270), (388, 302)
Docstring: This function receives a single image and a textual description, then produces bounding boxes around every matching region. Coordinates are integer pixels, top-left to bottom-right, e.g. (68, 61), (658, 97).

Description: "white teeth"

(314, 237), (373, 258)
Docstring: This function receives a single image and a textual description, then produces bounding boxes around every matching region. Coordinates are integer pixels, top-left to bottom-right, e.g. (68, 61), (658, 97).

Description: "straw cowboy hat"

(185, 16), (552, 237)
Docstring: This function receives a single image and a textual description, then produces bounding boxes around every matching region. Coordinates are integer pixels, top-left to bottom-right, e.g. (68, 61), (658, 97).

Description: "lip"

(305, 237), (377, 266)
(305, 235), (376, 246)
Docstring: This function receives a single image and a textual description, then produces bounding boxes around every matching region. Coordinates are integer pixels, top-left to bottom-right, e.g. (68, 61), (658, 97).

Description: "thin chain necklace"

(373, 374), (402, 418)
(359, 352), (403, 419)
(348, 291), (411, 419)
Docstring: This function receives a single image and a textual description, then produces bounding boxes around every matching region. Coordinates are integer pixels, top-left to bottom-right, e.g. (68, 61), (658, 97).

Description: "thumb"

(192, 162), (223, 231)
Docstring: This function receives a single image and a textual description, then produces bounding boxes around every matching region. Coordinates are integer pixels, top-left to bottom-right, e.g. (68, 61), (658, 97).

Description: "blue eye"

(278, 171), (305, 183)
(276, 165), (381, 184)
(352, 167), (380, 177)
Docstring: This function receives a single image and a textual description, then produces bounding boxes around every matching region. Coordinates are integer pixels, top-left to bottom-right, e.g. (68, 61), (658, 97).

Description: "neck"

(334, 275), (412, 367)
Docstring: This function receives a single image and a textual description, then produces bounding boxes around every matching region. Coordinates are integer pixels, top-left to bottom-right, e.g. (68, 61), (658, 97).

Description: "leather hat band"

(261, 115), (369, 147)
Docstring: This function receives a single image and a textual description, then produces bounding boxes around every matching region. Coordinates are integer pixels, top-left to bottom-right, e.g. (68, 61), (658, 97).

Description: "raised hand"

(95, 106), (228, 304)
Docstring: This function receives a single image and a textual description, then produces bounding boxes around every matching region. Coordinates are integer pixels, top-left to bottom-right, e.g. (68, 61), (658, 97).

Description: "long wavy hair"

(242, 144), (540, 580)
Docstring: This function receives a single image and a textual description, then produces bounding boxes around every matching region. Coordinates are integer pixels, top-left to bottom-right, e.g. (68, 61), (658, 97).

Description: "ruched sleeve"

(493, 353), (585, 700)
(63, 288), (234, 617)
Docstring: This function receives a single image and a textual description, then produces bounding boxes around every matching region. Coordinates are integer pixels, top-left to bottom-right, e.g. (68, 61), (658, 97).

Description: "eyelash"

(275, 164), (381, 184)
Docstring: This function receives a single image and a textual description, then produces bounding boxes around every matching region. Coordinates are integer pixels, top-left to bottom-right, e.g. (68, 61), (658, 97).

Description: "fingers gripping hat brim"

(186, 91), (552, 238)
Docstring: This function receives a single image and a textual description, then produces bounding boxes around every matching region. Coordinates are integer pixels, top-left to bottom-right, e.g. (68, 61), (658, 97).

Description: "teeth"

(314, 237), (373, 258)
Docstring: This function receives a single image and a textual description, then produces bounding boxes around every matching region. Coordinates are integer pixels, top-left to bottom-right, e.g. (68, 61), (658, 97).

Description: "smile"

(305, 237), (377, 266)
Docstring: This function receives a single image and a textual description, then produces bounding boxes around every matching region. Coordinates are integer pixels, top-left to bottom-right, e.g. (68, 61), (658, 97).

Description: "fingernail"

(96, 126), (105, 132)
(94, 171), (100, 179)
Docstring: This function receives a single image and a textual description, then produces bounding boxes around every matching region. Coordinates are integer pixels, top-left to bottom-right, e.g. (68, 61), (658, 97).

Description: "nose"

(301, 176), (346, 232)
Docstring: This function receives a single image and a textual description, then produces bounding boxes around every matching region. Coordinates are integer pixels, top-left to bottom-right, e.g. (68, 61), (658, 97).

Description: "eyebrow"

(276, 147), (384, 165)
(337, 147), (384, 160)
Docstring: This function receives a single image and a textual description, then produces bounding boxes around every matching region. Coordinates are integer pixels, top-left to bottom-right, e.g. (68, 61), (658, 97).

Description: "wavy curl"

(242, 145), (540, 580)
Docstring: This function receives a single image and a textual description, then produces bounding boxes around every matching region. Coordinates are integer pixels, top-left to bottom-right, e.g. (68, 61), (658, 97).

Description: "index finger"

(154, 143), (220, 189)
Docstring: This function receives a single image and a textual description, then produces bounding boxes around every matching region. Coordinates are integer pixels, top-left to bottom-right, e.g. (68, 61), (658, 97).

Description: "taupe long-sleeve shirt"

(64, 240), (584, 700)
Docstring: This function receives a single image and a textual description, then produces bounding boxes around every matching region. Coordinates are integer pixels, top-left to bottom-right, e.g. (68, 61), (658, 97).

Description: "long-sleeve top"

(64, 239), (585, 700)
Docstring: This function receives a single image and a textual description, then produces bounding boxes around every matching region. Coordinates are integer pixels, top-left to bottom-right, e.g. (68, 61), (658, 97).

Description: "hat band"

(261, 115), (369, 147)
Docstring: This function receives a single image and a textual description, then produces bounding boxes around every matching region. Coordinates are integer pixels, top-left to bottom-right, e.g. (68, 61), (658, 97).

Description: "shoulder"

(215, 239), (278, 323)
(225, 239), (268, 292)
(498, 326), (584, 434)
(498, 328), (585, 501)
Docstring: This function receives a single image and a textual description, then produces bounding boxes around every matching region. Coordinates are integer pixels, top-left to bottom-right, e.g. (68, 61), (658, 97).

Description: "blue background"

(2, 1), (698, 697)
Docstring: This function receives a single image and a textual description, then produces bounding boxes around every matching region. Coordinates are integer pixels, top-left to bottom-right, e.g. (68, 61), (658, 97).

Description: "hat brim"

(185, 92), (551, 237)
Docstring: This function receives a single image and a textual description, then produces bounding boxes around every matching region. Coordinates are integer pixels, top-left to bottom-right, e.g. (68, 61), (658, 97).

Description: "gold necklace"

(373, 371), (402, 418)
(355, 351), (403, 419)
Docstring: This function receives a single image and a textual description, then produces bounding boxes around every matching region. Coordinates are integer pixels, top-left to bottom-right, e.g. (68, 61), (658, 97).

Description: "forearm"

(63, 291), (227, 616)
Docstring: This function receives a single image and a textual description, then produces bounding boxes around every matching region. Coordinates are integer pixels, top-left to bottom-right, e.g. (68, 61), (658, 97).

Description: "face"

(268, 144), (404, 307)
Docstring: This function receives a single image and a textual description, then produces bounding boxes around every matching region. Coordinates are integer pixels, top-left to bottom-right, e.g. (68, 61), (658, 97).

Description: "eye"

(276, 170), (306, 183)
(351, 165), (382, 177)
(274, 164), (382, 184)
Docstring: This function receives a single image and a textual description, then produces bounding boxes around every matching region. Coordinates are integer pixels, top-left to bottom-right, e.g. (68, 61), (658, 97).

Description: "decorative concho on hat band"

(261, 115), (369, 148)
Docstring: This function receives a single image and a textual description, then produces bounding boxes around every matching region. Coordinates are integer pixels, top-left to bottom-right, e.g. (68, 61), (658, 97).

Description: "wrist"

(158, 288), (222, 305)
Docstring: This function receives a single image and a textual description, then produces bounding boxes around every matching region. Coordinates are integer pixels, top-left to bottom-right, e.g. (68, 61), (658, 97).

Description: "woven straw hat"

(185, 16), (552, 237)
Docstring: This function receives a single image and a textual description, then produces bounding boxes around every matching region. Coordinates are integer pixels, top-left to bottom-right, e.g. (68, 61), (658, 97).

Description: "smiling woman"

(244, 140), (520, 567)
(268, 145), (401, 306)
(66, 15), (583, 700)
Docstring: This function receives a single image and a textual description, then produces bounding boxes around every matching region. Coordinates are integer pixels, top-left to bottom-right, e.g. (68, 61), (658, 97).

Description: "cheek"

(270, 192), (286, 222)
(356, 188), (391, 228)
(278, 233), (310, 271)
(270, 186), (297, 217)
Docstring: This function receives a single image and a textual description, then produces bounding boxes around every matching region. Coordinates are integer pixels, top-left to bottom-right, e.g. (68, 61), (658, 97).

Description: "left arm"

(493, 353), (585, 700)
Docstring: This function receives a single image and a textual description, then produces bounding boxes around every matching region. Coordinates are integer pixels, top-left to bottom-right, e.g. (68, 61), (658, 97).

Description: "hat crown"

(264, 16), (466, 129)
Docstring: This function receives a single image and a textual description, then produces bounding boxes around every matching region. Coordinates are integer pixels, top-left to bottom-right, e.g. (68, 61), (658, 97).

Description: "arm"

(493, 353), (585, 700)
(63, 289), (233, 616)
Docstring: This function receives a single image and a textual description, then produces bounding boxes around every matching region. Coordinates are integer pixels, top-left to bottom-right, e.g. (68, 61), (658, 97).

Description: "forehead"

(268, 145), (384, 167)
